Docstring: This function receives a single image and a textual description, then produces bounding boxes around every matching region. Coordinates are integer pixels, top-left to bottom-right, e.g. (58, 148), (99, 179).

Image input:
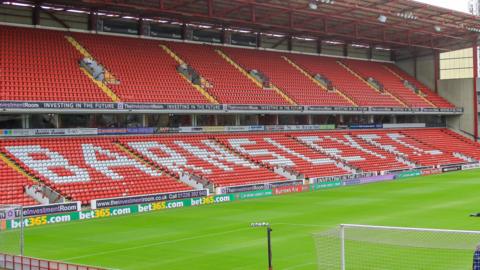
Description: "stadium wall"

(0, 5), (31, 25)
(396, 55), (436, 90)
(416, 54), (436, 90)
(396, 58), (415, 76)
(438, 78), (477, 138)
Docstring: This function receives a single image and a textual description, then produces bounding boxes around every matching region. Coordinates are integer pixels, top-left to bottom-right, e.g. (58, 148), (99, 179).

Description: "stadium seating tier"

(0, 128), (477, 205)
(0, 25), (455, 108)
(72, 33), (211, 104)
(165, 42), (291, 105)
(0, 26), (111, 102)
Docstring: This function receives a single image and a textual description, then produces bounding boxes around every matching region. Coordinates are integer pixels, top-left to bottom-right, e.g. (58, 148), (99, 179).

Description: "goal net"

(0, 205), (24, 256)
(314, 224), (480, 270)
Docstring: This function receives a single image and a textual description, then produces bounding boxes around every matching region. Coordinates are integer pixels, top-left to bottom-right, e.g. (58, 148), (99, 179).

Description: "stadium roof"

(12, 0), (480, 52)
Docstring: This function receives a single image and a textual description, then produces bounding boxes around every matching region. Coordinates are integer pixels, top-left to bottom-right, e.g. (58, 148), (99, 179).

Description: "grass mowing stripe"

(59, 227), (251, 261)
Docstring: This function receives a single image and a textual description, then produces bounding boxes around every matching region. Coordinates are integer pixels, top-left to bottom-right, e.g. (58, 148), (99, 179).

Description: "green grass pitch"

(10, 169), (480, 269)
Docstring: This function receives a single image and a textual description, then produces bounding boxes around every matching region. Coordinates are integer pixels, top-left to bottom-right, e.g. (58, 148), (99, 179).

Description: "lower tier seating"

(0, 128), (477, 205)
(215, 133), (351, 179)
(118, 135), (287, 187)
(0, 137), (192, 205)
(0, 161), (38, 206)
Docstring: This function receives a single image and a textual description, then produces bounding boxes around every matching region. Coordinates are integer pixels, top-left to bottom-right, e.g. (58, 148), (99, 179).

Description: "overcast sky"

(414, 0), (470, 13)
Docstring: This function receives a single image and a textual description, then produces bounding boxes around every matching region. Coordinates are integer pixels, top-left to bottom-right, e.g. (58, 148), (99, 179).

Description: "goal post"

(0, 205), (24, 256)
(314, 224), (480, 270)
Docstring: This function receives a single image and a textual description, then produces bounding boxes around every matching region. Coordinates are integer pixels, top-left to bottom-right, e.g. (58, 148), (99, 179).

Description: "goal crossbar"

(341, 224), (480, 235)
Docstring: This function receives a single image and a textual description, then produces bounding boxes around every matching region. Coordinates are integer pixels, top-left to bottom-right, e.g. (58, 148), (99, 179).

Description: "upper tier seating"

(287, 54), (404, 107)
(216, 133), (350, 179)
(0, 25), (456, 108)
(220, 48), (354, 106)
(343, 60), (433, 108)
(72, 33), (211, 104)
(0, 137), (191, 205)
(385, 64), (455, 108)
(166, 42), (290, 105)
(0, 26), (111, 102)
(119, 135), (286, 187)
(0, 160), (38, 205)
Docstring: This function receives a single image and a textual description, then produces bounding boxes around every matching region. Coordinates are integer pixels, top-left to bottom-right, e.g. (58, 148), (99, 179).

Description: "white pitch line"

(60, 227), (250, 261)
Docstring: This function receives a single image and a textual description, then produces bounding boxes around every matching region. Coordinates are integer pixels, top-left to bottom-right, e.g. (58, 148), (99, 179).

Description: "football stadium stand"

(71, 33), (212, 104)
(215, 133), (352, 179)
(0, 159), (37, 206)
(220, 47), (355, 106)
(384, 64), (456, 108)
(402, 129), (480, 160)
(0, 128), (477, 205)
(0, 25), (455, 108)
(342, 59), (434, 108)
(0, 137), (192, 204)
(0, 26), (112, 102)
(291, 131), (411, 172)
(119, 135), (287, 187)
(286, 54), (405, 107)
(164, 42), (291, 105)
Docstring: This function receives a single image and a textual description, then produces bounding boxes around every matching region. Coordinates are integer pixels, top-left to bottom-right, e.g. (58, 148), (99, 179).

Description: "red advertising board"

(421, 168), (442, 176)
(272, 185), (309, 195)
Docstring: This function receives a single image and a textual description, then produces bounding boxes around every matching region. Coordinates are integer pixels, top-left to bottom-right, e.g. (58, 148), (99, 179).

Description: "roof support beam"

(42, 7), (70, 29)
(41, 0), (468, 51)
(88, 9), (97, 31)
(207, 0), (213, 17)
(271, 36), (288, 49)
(256, 32), (262, 47)
(216, 3), (249, 17)
(251, 4), (256, 23)
(167, 0), (203, 11)
(230, 0), (468, 38)
(472, 38), (478, 141)
(317, 38), (322, 54)
(32, 4), (40, 26)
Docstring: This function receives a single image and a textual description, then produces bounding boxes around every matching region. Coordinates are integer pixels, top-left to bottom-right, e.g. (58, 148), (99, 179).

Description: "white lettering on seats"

(296, 136), (364, 162)
(264, 138), (335, 165)
(82, 144), (162, 180)
(175, 140), (258, 171)
(227, 138), (295, 166)
(357, 134), (405, 157)
(5, 145), (90, 183)
(324, 135), (385, 159)
(387, 133), (442, 155)
(127, 141), (207, 174)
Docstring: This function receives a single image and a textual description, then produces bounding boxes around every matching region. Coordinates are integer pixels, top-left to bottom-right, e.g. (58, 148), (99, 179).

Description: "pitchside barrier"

(0, 253), (106, 270)
(2, 162), (478, 231)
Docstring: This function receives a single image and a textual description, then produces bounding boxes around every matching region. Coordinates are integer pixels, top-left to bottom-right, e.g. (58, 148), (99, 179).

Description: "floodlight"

(378, 15), (387, 23)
